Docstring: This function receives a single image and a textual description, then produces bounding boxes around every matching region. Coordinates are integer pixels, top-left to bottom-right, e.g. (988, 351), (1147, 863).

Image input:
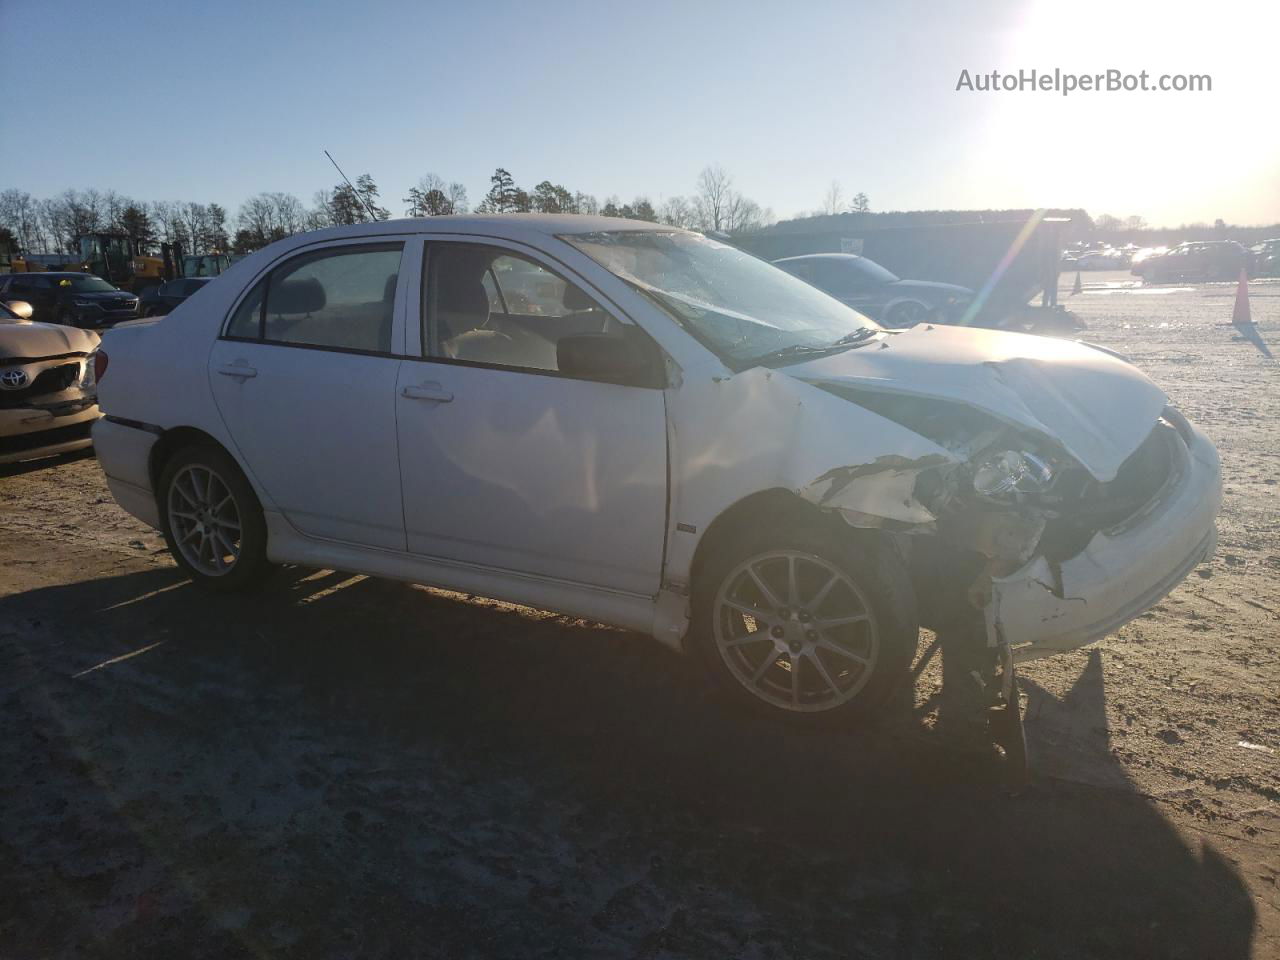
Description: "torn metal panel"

(800, 454), (950, 527)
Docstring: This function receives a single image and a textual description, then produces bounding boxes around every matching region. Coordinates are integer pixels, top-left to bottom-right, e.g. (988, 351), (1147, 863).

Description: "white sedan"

(92, 216), (1221, 724)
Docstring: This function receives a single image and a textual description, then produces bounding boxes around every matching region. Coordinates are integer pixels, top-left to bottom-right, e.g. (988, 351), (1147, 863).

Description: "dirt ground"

(2, 270), (1277, 959)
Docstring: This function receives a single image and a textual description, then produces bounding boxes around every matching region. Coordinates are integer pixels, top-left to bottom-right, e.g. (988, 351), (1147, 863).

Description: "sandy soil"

(1, 271), (1277, 958)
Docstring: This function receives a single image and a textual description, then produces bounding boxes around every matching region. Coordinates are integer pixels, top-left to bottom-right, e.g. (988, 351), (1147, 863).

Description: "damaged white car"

(91, 217), (1220, 724)
(1, 299), (101, 465)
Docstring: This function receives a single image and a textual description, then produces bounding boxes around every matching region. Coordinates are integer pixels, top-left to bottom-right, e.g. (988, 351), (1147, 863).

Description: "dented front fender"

(663, 365), (959, 586)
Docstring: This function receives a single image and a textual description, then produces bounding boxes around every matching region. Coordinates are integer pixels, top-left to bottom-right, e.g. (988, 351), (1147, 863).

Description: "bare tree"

(0, 189), (48, 252)
(659, 196), (695, 228)
(850, 192), (870, 214)
(182, 202), (210, 255)
(446, 182), (469, 214)
(405, 174), (464, 216)
(149, 201), (189, 250)
(694, 165), (733, 232)
(690, 166), (770, 234)
(822, 181), (844, 216)
(307, 189), (336, 230)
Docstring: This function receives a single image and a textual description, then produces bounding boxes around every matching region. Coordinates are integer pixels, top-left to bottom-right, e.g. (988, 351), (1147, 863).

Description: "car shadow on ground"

(0, 566), (1256, 959)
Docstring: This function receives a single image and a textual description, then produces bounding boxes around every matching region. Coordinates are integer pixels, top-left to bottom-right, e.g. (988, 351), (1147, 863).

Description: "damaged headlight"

(80, 351), (97, 389)
(971, 450), (1054, 499)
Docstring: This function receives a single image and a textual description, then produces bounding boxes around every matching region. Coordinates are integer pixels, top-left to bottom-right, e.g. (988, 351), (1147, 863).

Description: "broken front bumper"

(0, 403), (99, 465)
(987, 412), (1221, 663)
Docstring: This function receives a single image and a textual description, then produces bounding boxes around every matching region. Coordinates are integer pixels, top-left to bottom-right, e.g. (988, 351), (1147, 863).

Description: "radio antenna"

(324, 149), (381, 222)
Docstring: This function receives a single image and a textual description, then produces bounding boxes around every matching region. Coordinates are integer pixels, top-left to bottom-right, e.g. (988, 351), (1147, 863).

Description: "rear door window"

(225, 243), (403, 353)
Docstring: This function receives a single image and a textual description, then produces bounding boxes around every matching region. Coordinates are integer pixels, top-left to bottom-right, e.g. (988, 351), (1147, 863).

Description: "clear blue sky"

(2, 0), (1275, 226)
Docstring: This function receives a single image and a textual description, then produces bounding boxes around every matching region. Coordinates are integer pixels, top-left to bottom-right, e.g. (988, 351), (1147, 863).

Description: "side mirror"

(5, 300), (33, 320)
(556, 327), (663, 388)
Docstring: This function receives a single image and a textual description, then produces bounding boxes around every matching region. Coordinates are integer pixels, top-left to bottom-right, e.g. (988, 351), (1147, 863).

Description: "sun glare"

(969, 0), (1279, 223)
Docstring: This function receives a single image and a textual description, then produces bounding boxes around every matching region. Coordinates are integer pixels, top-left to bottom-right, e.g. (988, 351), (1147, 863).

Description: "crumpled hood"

(0, 318), (100, 358)
(785, 324), (1168, 482)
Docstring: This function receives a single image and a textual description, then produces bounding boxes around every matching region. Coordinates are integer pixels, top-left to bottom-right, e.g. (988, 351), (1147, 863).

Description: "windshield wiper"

(750, 328), (880, 367)
(749, 342), (850, 366)
(831, 327), (880, 346)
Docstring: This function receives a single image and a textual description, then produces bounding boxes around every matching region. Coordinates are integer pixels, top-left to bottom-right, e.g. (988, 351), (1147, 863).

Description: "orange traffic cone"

(1071, 269), (1082, 296)
(1231, 267), (1251, 326)
(1231, 268), (1272, 359)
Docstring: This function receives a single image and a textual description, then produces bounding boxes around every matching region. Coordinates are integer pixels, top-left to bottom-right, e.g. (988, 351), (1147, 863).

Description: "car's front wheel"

(691, 520), (917, 725)
(159, 444), (270, 591)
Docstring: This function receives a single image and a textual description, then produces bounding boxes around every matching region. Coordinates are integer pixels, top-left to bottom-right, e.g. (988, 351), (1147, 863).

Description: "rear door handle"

(401, 382), (453, 403)
(216, 362), (257, 379)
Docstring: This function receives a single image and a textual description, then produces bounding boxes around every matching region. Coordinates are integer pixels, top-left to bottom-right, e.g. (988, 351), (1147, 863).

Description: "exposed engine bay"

(803, 384), (1185, 641)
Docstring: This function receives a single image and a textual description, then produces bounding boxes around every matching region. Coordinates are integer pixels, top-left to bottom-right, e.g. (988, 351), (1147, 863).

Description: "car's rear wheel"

(159, 444), (270, 591)
(692, 520), (917, 726)
(883, 300), (929, 329)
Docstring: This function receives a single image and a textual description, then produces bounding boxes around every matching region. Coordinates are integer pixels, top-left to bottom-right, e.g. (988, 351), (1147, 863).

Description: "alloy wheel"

(712, 550), (880, 712)
(167, 463), (242, 576)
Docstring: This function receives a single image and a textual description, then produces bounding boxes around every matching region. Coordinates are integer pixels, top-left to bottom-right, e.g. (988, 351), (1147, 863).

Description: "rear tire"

(158, 443), (271, 591)
(883, 300), (929, 329)
(691, 518), (918, 727)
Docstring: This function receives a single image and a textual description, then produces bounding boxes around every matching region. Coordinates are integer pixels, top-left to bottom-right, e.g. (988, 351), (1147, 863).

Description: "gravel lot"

(2, 271), (1277, 958)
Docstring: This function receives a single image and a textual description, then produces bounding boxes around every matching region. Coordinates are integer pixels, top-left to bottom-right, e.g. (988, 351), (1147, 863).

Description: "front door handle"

(401, 382), (454, 403)
(216, 362), (257, 379)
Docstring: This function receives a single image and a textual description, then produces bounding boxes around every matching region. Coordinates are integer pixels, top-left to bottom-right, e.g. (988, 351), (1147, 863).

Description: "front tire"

(691, 519), (918, 726)
(159, 444), (270, 591)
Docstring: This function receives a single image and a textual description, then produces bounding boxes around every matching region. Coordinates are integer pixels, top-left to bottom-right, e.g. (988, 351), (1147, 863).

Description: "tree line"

(0, 164), (782, 258)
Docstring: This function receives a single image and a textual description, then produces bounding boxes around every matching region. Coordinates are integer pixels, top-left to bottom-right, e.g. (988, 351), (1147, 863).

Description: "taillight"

(94, 350), (109, 382)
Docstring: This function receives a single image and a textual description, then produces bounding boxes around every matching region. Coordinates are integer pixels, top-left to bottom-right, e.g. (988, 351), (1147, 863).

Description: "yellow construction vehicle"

(75, 233), (165, 292)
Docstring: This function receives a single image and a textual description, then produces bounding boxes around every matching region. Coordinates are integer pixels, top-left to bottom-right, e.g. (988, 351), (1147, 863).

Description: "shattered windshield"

(562, 230), (880, 369)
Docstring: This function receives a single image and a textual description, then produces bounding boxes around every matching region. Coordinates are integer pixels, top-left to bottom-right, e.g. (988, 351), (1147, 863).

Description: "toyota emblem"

(0, 368), (30, 390)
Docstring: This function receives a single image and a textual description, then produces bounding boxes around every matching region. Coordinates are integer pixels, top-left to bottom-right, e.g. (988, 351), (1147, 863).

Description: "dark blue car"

(773, 254), (974, 328)
(137, 277), (214, 318)
(0, 272), (138, 328)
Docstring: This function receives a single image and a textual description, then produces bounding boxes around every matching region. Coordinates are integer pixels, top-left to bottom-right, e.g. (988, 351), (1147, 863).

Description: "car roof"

(290, 214), (675, 247)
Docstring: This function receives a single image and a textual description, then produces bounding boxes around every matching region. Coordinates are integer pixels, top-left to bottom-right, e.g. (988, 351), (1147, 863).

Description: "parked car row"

(1061, 239), (1274, 283)
(1130, 241), (1249, 284)
(1063, 246), (1134, 270)
(0, 271), (215, 330)
(0, 272), (138, 328)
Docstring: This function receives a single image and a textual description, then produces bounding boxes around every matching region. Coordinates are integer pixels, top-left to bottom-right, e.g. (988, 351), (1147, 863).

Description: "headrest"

(271, 277), (326, 315)
(563, 283), (595, 312)
(383, 273), (398, 303)
(438, 278), (490, 317)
